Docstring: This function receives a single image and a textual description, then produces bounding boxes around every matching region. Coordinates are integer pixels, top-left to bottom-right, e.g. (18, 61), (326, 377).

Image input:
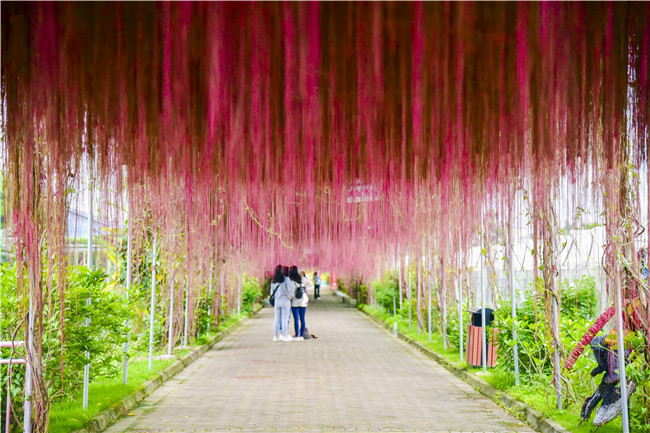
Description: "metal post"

(398, 256), (402, 309)
(441, 256), (446, 350)
(183, 276), (189, 347)
(458, 239), (464, 363)
(428, 256), (432, 342)
(376, 255), (380, 310)
(123, 215), (132, 385)
(168, 279), (174, 355)
(417, 256), (421, 334)
(237, 274), (241, 316)
(552, 294), (562, 410)
(507, 220), (520, 385)
(407, 256), (411, 330)
(148, 233), (157, 370)
(549, 204), (562, 410)
(24, 294), (34, 432)
(6, 381), (12, 433)
(614, 275), (630, 433)
(207, 266), (213, 334)
(83, 171), (94, 410)
(481, 237), (487, 373)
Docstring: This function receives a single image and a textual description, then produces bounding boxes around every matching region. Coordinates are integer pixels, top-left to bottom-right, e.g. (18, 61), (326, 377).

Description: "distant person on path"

(272, 265), (293, 342)
(290, 266), (309, 340)
(313, 272), (321, 299)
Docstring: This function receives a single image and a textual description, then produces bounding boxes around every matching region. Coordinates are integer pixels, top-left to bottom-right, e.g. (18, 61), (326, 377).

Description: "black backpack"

(295, 285), (304, 299)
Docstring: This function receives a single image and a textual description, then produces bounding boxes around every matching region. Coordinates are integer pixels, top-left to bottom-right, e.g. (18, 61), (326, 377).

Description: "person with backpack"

(271, 265), (293, 341)
(289, 266), (308, 340)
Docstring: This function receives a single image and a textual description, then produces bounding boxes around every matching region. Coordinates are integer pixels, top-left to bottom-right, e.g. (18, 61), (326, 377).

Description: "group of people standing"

(270, 265), (319, 341)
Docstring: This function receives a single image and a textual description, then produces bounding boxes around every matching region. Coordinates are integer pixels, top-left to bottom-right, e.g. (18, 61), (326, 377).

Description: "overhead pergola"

(2, 2), (649, 431)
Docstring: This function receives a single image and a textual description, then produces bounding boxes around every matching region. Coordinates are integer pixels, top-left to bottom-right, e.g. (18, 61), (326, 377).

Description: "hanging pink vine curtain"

(2, 1), (648, 275)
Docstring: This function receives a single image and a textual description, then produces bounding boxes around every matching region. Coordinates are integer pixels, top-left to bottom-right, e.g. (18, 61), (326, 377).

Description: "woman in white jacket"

(289, 266), (309, 340)
(271, 265), (294, 341)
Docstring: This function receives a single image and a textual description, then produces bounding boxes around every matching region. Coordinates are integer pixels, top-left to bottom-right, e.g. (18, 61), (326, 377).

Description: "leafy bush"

(241, 274), (262, 314)
(494, 278), (553, 378)
(560, 275), (597, 321)
(446, 309), (471, 349)
(373, 275), (398, 313)
(336, 278), (347, 294)
(48, 266), (130, 398)
(1, 263), (26, 429)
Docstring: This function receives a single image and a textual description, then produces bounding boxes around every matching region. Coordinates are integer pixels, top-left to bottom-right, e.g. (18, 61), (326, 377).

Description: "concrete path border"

(71, 303), (263, 433)
(360, 308), (570, 433)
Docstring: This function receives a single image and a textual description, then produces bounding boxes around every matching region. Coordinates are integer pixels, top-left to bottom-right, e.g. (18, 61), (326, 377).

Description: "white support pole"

(614, 275), (630, 433)
(552, 294), (562, 410)
(481, 235), (487, 373)
(427, 253), (432, 342)
(148, 233), (157, 370)
(220, 271), (225, 317)
(168, 279), (174, 356)
(398, 256), (403, 309)
(417, 255), (421, 334)
(83, 168), (94, 410)
(441, 256), (447, 350)
(407, 256), (411, 330)
(376, 255), (380, 310)
(207, 266), (213, 334)
(183, 276), (189, 347)
(24, 291), (34, 432)
(123, 215), (132, 385)
(237, 274), (241, 316)
(6, 382), (12, 433)
(458, 238), (464, 363)
(549, 205), (562, 411)
(507, 224), (520, 385)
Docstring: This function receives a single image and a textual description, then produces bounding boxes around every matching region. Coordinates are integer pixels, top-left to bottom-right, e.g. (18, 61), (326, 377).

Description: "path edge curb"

(362, 310), (570, 433)
(71, 302), (264, 433)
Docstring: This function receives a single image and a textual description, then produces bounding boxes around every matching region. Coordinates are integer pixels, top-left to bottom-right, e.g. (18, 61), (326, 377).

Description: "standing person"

(313, 271), (321, 299)
(290, 266), (309, 340)
(271, 265), (293, 341)
(301, 270), (313, 295)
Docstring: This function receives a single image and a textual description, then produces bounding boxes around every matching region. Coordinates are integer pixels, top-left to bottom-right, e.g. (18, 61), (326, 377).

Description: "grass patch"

(49, 310), (255, 432)
(49, 357), (176, 433)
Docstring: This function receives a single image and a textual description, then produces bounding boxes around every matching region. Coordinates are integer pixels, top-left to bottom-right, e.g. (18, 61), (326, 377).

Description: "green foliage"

(241, 274), (262, 314)
(485, 366), (516, 390)
(445, 309), (471, 349)
(494, 275), (598, 381)
(0, 263), (26, 428)
(46, 267), (130, 399)
(48, 357), (177, 433)
(261, 276), (271, 297)
(357, 283), (369, 304)
(397, 298), (417, 320)
(560, 275), (597, 321)
(373, 275), (398, 313)
(625, 332), (650, 432)
(336, 278), (347, 294)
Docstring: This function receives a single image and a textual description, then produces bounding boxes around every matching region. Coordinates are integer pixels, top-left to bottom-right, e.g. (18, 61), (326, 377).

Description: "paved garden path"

(105, 291), (536, 433)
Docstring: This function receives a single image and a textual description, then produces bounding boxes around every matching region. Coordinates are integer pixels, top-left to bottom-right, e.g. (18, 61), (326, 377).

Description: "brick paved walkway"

(105, 292), (536, 433)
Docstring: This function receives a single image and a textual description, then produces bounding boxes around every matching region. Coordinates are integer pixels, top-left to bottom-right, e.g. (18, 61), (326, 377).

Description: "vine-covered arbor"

(1, 2), (649, 432)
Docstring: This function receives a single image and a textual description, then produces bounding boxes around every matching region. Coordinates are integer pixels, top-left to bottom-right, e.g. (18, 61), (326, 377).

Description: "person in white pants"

(272, 265), (294, 341)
